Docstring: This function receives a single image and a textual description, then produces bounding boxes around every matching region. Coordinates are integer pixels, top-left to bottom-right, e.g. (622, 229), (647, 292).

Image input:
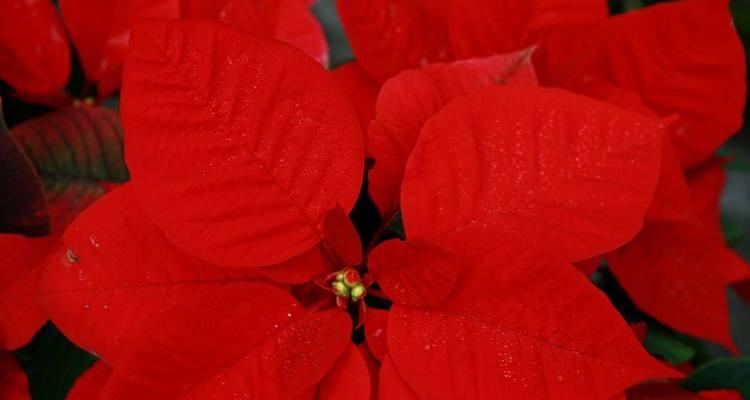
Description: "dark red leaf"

(122, 20), (364, 269)
(0, 102), (48, 237)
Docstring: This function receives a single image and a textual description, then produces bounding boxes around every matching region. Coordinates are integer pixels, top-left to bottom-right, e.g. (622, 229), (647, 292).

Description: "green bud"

(332, 281), (350, 297)
(350, 284), (366, 300)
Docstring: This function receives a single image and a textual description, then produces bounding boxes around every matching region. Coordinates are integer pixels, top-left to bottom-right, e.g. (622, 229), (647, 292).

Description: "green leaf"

(682, 357), (750, 397)
(0, 97), (49, 236)
(721, 216), (746, 248)
(385, 210), (405, 239)
(9, 105), (129, 229)
(14, 323), (97, 400)
(643, 324), (696, 364)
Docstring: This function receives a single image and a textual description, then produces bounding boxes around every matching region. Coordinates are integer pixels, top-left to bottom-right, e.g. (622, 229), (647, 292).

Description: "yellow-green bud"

(332, 281), (350, 297)
(350, 284), (366, 301)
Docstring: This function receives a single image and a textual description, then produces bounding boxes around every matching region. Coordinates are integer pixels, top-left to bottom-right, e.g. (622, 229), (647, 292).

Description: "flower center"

(331, 267), (366, 305)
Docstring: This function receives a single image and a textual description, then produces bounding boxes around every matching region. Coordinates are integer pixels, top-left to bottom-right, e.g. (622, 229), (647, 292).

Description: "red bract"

(181, 0), (329, 66)
(564, 0), (745, 169)
(122, 20), (362, 268)
(401, 86), (661, 262)
(67, 362), (112, 400)
(365, 86), (677, 398)
(337, 0), (605, 82)
(367, 48), (537, 216)
(622, 381), (742, 400)
(0, 0), (327, 100)
(0, 0), (70, 96)
(331, 61), (380, 143)
(40, 20), (369, 397)
(0, 353), (29, 400)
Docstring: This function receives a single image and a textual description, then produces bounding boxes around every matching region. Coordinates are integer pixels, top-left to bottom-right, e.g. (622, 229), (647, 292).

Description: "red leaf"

(122, 20), (364, 269)
(0, 235), (50, 349)
(686, 157), (727, 241)
(447, 0), (607, 60)
(368, 240), (463, 307)
(609, 221), (750, 353)
(60, 0), (180, 99)
(181, 0), (328, 65)
(0, 0), (70, 96)
(647, 137), (694, 222)
(39, 185), (325, 363)
(0, 353), (29, 400)
(331, 62), (380, 137)
(318, 344), (371, 400)
(387, 245), (678, 399)
(368, 50), (537, 216)
(402, 86), (662, 262)
(578, 0), (745, 168)
(337, 0), (451, 81)
(378, 355), (419, 400)
(67, 362), (112, 400)
(0, 103), (48, 237)
(364, 308), (389, 362)
(100, 283), (351, 399)
(323, 205), (363, 266)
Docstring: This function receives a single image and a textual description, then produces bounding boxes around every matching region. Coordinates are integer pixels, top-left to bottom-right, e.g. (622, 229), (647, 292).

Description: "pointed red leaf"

(402, 86), (662, 262)
(100, 283), (351, 399)
(67, 362), (112, 400)
(368, 239), (463, 307)
(61, 0), (180, 98)
(388, 245), (678, 399)
(0, 353), (29, 400)
(323, 205), (363, 266)
(40, 185), (324, 363)
(122, 20), (364, 269)
(368, 50), (537, 216)
(579, 0), (745, 168)
(318, 344), (371, 400)
(0, 0), (70, 96)
(609, 221), (750, 353)
(337, 0), (451, 81)
(364, 308), (389, 362)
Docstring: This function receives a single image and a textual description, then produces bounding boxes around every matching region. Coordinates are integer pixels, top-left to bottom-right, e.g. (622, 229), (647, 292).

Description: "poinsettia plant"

(1, 0), (749, 399)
